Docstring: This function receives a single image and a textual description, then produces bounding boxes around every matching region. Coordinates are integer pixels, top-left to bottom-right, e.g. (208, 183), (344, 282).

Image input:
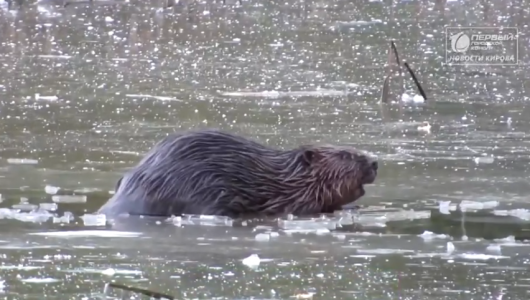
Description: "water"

(0, 0), (529, 298)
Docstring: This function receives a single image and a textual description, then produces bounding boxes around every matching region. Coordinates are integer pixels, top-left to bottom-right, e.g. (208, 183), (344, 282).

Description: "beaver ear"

(302, 149), (316, 165)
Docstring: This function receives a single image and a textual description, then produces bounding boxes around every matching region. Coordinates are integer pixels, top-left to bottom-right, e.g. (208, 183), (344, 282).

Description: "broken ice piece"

(255, 233), (270, 242)
(81, 214), (107, 226)
(493, 209), (530, 221)
(447, 242), (455, 254)
(6, 158), (39, 165)
(53, 212), (74, 224)
(45, 185), (61, 195)
(39, 203), (58, 211)
(494, 235), (516, 243)
(242, 254), (260, 268)
(459, 200), (499, 211)
(12, 203), (38, 211)
(486, 244), (502, 253)
(52, 195), (87, 203)
(278, 219), (337, 230)
(473, 156), (494, 164)
(419, 231), (449, 241)
(438, 201), (452, 214)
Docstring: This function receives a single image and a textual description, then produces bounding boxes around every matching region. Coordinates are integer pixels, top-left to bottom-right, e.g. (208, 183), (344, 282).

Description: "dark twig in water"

(104, 282), (175, 300)
(381, 40), (402, 104)
(403, 62), (427, 101)
(390, 41), (402, 69)
(380, 74), (391, 104)
(381, 41), (427, 103)
(390, 41), (405, 97)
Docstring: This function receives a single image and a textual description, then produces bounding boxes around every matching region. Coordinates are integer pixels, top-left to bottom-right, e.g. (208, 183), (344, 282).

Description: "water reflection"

(0, 0), (529, 299)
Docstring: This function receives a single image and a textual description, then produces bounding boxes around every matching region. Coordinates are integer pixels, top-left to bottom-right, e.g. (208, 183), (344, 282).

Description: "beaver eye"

(339, 151), (352, 160)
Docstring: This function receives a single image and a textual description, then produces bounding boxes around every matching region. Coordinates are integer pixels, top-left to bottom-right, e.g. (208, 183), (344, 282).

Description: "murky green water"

(0, 0), (529, 299)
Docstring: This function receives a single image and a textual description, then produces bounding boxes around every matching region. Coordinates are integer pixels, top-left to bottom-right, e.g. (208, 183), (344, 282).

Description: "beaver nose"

(371, 161), (378, 171)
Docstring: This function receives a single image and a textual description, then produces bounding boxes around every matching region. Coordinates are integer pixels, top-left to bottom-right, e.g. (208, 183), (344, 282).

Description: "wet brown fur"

(97, 129), (378, 218)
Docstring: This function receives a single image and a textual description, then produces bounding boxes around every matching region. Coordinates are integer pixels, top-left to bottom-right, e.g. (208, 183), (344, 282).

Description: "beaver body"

(97, 129), (378, 218)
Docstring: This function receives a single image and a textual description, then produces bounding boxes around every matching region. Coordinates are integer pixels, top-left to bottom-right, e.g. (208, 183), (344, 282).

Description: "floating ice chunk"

(269, 232), (279, 238)
(356, 210), (431, 224)
(439, 201), (457, 214)
(419, 231), (449, 241)
(486, 244), (502, 253)
(34, 94), (59, 101)
(439, 203), (450, 214)
(255, 233), (270, 242)
(459, 200), (499, 211)
(45, 185), (60, 195)
(73, 188), (102, 194)
(53, 212), (74, 224)
(283, 229), (331, 235)
(81, 214), (107, 227)
(51, 195), (87, 203)
(473, 156), (495, 164)
(20, 277), (60, 283)
(37, 55), (71, 59)
(494, 236), (516, 243)
(447, 242), (455, 254)
(334, 210), (355, 225)
(39, 203), (58, 211)
(29, 230), (142, 238)
(124, 94), (182, 102)
(357, 249), (415, 255)
(493, 209), (530, 221)
(16, 211), (52, 223)
(171, 214), (234, 227)
(0, 207), (52, 223)
(315, 229), (331, 235)
(6, 158), (38, 165)
(278, 219), (337, 230)
(0, 208), (15, 218)
(242, 254), (260, 268)
(458, 253), (509, 260)
(401, 93), (425, 104)
(417, 121), (431, 133)
(101, 268), (116, 276)
(12, 203), (38, 211)
(104, 16), (114, 22)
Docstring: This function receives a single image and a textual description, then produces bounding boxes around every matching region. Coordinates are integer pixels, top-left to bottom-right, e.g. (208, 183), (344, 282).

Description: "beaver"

(97, 129), (378, 218)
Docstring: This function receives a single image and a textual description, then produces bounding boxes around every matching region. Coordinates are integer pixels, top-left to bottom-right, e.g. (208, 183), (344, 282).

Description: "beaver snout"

(361, 156), (378, 184)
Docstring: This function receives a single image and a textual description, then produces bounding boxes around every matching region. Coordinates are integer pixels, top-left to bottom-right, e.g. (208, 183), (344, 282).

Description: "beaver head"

(281, 145), (378, 213)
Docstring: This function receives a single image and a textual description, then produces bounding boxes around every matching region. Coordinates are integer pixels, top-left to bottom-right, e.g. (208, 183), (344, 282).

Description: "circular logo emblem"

(450, 32), (470, 53)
